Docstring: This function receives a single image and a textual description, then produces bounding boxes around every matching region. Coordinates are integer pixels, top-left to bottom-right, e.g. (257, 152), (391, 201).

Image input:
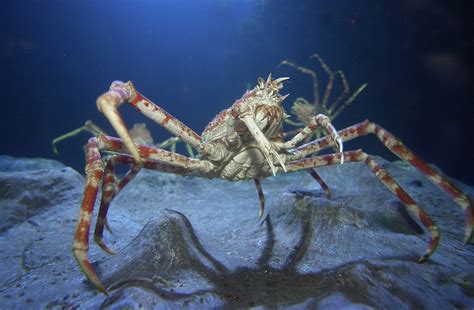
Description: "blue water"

(1, 0), (472, 183)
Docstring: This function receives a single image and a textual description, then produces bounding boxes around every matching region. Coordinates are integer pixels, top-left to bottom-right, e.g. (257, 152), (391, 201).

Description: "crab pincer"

(239, 113), (287, 175)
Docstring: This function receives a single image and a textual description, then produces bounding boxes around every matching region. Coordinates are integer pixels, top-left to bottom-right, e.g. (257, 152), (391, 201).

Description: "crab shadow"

(94, 195), (420, 309)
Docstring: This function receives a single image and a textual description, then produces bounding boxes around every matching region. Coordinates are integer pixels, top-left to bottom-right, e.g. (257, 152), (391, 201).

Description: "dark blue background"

(1, 0), (472, 183)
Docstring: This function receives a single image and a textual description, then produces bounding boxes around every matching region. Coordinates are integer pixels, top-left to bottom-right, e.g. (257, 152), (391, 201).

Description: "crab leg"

(73, 136), (215, 293)
(95, 135), (213, 174)
(72, 138), (106, 293)
(93, 152), (206, 255)
(308, 169), (331, 199)
(327, 71), (350, 116)
(254, 179), (266, 219)
(292, 120), (473, 243)
(52, 120), (107, 154)
(280, 60), (321, 110)
(96, 81), (205, 163)
(278, 114), (344, 163)
(93, 156), (142, 255)
(239, 113), (286, 175)
(310, 54), (334, 111)
(285, 150), (440, 262)
(331, 81), (368, 120)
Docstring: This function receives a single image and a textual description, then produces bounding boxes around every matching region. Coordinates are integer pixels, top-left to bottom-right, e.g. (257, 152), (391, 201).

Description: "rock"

(0, 155), (66, 172)
(0, 167), (84, 233)
(0, 154), (473, 308)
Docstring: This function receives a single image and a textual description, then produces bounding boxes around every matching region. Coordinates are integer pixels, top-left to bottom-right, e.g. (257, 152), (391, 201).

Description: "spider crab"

(73, 75), (473, 293)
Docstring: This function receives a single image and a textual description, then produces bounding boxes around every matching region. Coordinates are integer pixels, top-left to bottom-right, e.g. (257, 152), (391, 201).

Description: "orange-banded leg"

(73, 137), (214, 293)
(291, 120), (473, 243)
(73, 138), (107, 293)
(93, 155), (142, 255)
(95, 80), (205, 165)
(285, 150), (440, 262)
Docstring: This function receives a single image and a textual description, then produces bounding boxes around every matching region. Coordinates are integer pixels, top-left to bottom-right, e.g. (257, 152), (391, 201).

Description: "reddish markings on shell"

(161, 113), (174, 126)
(408, 156), (436, 177)
(350, 150), (362, 161)
(322, 154), (334, 165)
(74, 219), (91, 244)
(130, 92), (144, 106)
(356, 121), (368, 136)
(371, 163), (382, 174)
(318, 139), (330, 149)
(80, 174), (103, 214)
(418, 209), (434, 228)
(104, 174), (115, 184)
(343, 127), (356, 137)
(391, 144), (409, 157)
(374, 127), (387, 143)
(138, 145), (157, 159)
(93, 170), (104, 183)
(437, 178), (463, 197)
(395, 187), (416, 205)
(105, 136), (123, 151)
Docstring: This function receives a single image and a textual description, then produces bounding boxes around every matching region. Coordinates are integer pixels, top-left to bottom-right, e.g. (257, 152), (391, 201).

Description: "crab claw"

(240, 114), (286, 176)
(314, 114), (344, 164)
(96, 81), (142, 164)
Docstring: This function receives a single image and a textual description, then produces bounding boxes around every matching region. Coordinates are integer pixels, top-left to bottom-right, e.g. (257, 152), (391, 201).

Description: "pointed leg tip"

(94, 237), (116, 255)
(98, 283), (109, 295)
(463, 230), (473, 245)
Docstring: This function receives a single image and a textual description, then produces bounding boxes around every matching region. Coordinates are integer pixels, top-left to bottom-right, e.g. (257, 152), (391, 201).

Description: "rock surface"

(0, 155), (473, 309)
(0, 155), (65, 172)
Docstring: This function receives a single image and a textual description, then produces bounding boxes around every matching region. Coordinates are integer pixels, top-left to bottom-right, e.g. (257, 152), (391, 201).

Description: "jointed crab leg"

(310, 54), (334, 110)
(331, 81), (368, 120)
(277, 114), (344, 164)
(96, 81), (205, 163)
(158, 136), (196, 158)
(292, 120), (473, 243)
(93, 156), (142, 255)
(73, 136), (215, 292)
(285, 150), (440, 261)
(308, 169), (331, 199)
(280, 60), (321, 111)
(52, 120), (107, 154)
(73, 138), (106, 293)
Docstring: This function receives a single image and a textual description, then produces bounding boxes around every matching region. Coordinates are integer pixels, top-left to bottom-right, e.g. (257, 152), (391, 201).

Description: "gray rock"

(0, 167), (84, 233)
(0, 155), (473, 309)
(0, 155), (66, 172)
